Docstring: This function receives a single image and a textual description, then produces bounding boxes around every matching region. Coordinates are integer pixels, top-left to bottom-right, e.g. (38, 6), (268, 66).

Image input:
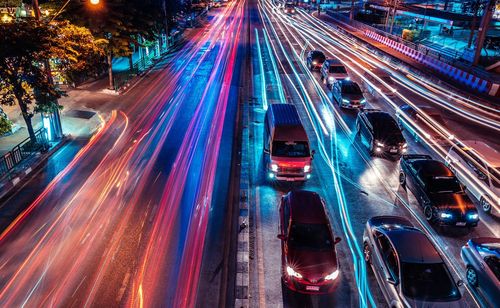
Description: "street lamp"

(90, 0), (100, 5)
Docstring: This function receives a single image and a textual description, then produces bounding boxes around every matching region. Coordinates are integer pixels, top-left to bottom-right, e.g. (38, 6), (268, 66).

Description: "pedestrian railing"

(0, 128), (49, 179)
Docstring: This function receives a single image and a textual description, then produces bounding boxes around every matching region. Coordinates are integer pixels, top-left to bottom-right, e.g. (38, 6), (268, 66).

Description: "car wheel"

(363, 242), (371, 264)
(424, 205), (435, 222)
(466, 266), (478, 287)
(399, 172), (406, 186)
(480, 197), (491, 213)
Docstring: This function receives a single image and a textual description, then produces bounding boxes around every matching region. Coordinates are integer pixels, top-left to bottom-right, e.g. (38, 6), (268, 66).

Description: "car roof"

(413, 159), (453, 177)
(269, 104), (302, 126)
(287, 190), (328, 224)
(384, 227), (443, 263)
(461, 140), (500, 167)
(364, 110), (393, 122)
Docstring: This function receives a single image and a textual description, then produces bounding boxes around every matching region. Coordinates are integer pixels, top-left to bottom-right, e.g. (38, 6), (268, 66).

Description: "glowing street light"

(90, 0), (100, 4)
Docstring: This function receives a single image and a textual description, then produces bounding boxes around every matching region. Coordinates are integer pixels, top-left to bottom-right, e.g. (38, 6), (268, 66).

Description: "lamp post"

(31, 0), (99, 141)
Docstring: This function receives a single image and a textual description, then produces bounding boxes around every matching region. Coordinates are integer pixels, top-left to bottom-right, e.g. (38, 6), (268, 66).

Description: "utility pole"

(349, 0), (355, 20)
(473, 0), (495, 65)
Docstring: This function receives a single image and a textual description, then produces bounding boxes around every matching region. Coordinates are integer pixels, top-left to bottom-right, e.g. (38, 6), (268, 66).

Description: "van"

(445, 140), (499, 213)
(264, 104), (313, 181)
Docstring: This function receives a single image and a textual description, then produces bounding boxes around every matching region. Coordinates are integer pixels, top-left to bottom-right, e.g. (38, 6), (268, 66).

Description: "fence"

(0, 128), (49, 179)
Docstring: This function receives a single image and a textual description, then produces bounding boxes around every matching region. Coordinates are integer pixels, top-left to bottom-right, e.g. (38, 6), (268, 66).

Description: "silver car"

(363, 216), (464, 307)
(460, 238), (500, 306)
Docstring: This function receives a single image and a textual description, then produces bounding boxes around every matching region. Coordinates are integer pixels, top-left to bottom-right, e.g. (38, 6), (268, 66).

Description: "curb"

(0, 136), (71, 202)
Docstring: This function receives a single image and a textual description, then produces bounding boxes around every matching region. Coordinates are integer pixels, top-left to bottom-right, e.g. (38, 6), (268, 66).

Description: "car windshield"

(341, 82), (362, 94)
(285, 3), (294, 8)
(429, 177), (462, 193)
(401, 262), (460, 301)
(272, 141), (309, 157)
(311, 52), (325, 60)
(288, 223), (333, 251)
(484, 256), (500, 281)
(329, 65), (347, 74)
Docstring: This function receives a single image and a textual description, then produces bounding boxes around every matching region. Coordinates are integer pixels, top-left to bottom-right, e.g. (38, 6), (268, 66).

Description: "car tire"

(480, 197), (492, 213)
(399, 172), (406, 186)
(424, 205), (435, 222)
(466, 266), (478, 287)
(363, 242), (371, 264)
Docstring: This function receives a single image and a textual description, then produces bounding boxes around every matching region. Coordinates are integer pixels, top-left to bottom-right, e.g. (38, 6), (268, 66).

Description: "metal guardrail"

(0, 128), (49, 178)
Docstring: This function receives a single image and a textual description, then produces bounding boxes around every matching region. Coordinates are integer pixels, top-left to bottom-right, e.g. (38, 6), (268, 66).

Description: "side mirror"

(264, 148), (270, 154)
(311, 149), (316, 157)
(334, 237), (342, 244)
(277, 234), (287, 241)
(386, 277), (398, 285)
(457, 279), (464, 287)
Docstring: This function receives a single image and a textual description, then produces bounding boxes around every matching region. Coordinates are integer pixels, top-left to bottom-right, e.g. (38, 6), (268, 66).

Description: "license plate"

(390, 149), (398, 153)
(306, 285), (320, 291)
(456, 222), (466, 226)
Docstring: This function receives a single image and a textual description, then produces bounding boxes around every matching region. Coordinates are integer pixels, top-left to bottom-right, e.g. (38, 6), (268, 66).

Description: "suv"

(320, 59), (348, 88)
(331, 79), (366, 109)
(306, 50), (326, 70)
(445, 140), (499, 213)
(363, 216), (463, 307)
(356, 109), (407, 156)
(278, 190), (341, 294)
(399, 154), (479, 228)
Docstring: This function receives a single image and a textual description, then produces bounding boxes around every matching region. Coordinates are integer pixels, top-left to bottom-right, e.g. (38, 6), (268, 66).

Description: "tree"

(0, 21), (62, 144)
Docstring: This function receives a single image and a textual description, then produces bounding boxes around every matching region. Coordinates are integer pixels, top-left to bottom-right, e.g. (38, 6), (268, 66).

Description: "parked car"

(446, 140), (499, 213)
(460, 237), (500, 306)
(356, 109), (407, 156)
(278, 190), (341, 294)
(363, 67), (397, 97)
(306, 50), (326, 70)
(363, 216), (463, 307)
(396, 104), (453, 146)
(331, 79), (366, 109)
(284, 2), (296, 14)
(399, 154), (479, 228)
(264, 104), (314, 181)
(320, 59), (348, 88)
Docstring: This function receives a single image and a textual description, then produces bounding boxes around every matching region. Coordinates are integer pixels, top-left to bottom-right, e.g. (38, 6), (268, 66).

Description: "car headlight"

(360, 98), (366, 104)
(312, 61), (317, 65)
(376, 142), (384, 147)
(324, 269), (339, 281)
(342, 99), (350, 103)
(271, 163), (278, 172)
(286, 266), (303, 279)
(440, 212), (453, 219)
(467, 213), (479, 221)
(328, 76), (335, 82)
(304, 165), (310, 172)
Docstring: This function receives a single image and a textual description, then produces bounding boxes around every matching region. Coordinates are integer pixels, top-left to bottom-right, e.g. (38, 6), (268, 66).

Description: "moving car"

(264, 104), (313, 181)
(396, 104), (453, 146)
(320, 59), (348, 88)
(284, 2), (296, 14)
(278, 190), (341, 294)
(399, 154), (479, 227)
(363, 68), (397, 97)
(356, 109), (407, 156)
(306, 50), (326, 70)
(363, 216), (463, 307)
(331, 79), (366, 109)
(445, 140), (499, 213)
(460, 237), (500, 306)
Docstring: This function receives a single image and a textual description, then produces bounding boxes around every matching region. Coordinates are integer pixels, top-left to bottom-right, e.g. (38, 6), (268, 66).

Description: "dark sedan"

(399, 154), (479, 228)
(461, 238), (500, 306)
(278, 190), (341, 294)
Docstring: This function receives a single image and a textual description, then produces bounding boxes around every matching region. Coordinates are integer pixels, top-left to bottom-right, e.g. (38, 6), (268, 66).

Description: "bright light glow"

(286, 266), (303, 279)
(42, 116), (52, 141)
(440, 212), (453, 219)
(344, 77), (350, 81)
(90, 0), (100, 4)
(360, 99), (366, 104)
(325, 269), (339, 281)
(271, 163), (278, 172)
(306, 174), (311, 179)
(467, 213), (479, 220)
(268, 172), (275, 179)
(328, 76), (335, 82)
(1, 14), (12, 23)
(376, 142), (384, 147)
(402, 143), (408, 148)
(342, 99), (350, 104)
(375, 147), (382, 153)
(312, 61), (317, 65)
(304, 165), (310, 172)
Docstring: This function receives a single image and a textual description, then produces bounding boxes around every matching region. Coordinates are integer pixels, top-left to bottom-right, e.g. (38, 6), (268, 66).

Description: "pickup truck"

(399, 154), (479, 228)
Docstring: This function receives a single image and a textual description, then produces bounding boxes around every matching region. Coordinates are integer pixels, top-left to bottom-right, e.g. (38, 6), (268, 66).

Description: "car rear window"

(401, 262), (460, 301)
(341, 82), (361, 94)
(288, 223), (333, 251)
(429, 176), (462, 194)
(329, 65), (347, 74)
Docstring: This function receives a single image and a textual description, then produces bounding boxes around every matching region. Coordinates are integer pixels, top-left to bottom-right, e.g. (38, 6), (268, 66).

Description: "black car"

(356, 109), (407, 156)
(306, 50), (326, 70)
(399, 154), (479, 228)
